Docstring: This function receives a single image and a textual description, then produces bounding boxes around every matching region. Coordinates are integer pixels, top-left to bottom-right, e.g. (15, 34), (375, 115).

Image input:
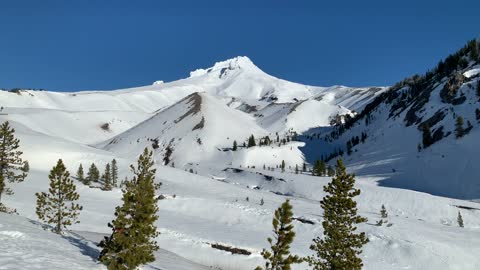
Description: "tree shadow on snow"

(62, 232), (101, 261)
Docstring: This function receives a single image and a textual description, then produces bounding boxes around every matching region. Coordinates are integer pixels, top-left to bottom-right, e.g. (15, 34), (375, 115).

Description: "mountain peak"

(189, 56), (261, 78)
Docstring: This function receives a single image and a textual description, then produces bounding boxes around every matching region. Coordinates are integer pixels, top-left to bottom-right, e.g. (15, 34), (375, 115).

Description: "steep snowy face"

(309, 39), (480, 199)
(102, 92), (269, 166)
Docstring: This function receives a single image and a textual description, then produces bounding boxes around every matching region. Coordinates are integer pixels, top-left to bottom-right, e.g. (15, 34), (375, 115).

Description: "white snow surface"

(0, 56), (479, 269)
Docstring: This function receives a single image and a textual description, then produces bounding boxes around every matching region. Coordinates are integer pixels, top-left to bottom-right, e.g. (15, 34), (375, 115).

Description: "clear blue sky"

(1, 0), (479, 91)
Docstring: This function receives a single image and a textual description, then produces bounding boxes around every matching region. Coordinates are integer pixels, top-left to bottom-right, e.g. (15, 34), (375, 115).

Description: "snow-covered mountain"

(2, 42), (480, 270)
(307, 39), (480, 200)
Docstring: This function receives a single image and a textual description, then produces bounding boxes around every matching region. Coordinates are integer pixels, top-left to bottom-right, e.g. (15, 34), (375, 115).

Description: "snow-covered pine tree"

(0, 121), (28, 202)
(233, 140), (238, 151)
(248, 134), (256, 147)
(457, 211), (464, 228)
(35, 159), (82, 234)
(255, 200), (302, 270)
(381, 204), (388, 218)
(111, 159), (118, 188)
(307, 159), (368, 270)
(98, 148), (161, 270)
(76, 164), (85, 184)
(102, 163), (112, 191)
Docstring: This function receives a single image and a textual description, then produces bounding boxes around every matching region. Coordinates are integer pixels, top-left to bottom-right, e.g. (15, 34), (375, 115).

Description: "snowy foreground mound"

(3, 151), (480, 269)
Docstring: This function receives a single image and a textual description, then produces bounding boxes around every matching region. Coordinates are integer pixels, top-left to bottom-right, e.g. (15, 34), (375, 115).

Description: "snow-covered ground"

(1, 56), (479, 269)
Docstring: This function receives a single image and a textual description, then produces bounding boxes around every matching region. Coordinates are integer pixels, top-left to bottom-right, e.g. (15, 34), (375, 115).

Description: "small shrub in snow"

(457, 211), (464, 228)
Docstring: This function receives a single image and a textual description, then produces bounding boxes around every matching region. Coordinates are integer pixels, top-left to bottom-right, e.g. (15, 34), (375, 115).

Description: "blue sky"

(0, 0), (479, 91)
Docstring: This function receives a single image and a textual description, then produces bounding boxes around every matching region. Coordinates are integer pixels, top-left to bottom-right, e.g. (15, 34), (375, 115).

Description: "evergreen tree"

(295, 164), (299, 174)
(35, 159), (82, 234)
(380, 204), (388, 219)
(281, 160), (286, 173)
(86, 163), (100, 184)
(307, 159), (368, 270)
(102, 163), (112, 191)
(233, 140), (238, 151)
(327, 166), (335, 177)
(248, 135), (256, 147)
(455, 116), (465, 138)
(457, 211), (464, 228)
(346, 141), (352, 155)
(0, 121), (28, 202)
(255, 200), (302, 270)
(314, 160), (326, 176)
(77, 164), (85, 184)
(302, 162), (307, 172)
(260, 198), (264, 206)
(111, 159), (118, 188)
(98, 148), (160, 270)
(422, 124), (433, 147)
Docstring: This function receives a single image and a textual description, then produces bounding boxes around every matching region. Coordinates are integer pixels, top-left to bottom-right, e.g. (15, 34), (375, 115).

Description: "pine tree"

(77, 164), (85, 184)
(248, 135), (256, 147)
(35, 159), (82, 234)
(457, 211), (464, 228)
(86, 163), (100, 184)
(111, 159), (118, 188)
(302, 162), (307, 172)
(455, 116), (465, 138)
(233, 140), (238, 151)
(281, 160), (285, 173)
(422, 124), (433, 147)
(260, 198), (264, 206)
(313, 160), (326, 176)
(102, 163), (112, 191)
(307, 159), (368, 270)
(295, 164), (299, 174)
(346, 141), (352, 155)
(255, 200), (302, 270)
(380, 204), (388, 219)
(0, 121), (28, 202)
(98, 148), (161, 270)
(327, 166), (335, 177)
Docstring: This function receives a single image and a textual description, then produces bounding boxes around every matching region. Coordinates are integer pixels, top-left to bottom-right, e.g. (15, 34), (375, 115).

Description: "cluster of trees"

(312, 160), (334, 177)
(34, 148), (160, 270)
(77, 159), (119, 190)
(256, 159), (369, 270)
(233, 132), (298, 151)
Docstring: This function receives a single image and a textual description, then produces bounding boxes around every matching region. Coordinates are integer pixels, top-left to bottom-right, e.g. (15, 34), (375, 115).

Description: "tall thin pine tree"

(111, 159), (118, 188)
(307, 159), (368, 270)
(256, 200), (302, 270)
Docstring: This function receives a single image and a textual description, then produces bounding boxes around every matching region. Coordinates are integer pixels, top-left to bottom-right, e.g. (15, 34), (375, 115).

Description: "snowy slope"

(2, 46), (480, 270)
(101, 92), (271, 167)
(308, 40), (480, 200)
